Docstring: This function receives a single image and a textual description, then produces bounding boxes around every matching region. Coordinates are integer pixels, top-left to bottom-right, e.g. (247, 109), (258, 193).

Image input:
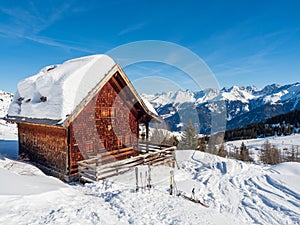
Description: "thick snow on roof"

(141, 97), (158, 116)
(8, 55), (116, 121)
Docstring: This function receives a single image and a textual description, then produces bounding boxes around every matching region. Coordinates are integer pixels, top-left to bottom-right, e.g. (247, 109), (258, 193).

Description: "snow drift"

(0, 150), (299, 224)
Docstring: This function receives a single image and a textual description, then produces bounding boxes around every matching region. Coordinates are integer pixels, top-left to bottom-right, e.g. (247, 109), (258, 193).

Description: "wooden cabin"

(5, 55), (175, 181)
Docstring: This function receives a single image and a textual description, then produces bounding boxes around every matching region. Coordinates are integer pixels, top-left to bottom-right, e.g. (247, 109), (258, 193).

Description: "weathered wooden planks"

(18, 123), (68, 174)
(16, 69), (162, 182)
(78, 145), (176, 182)
(69, 73), (140, 176)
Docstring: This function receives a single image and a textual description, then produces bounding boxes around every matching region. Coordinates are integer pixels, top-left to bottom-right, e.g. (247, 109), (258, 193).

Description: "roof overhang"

(5, 64), (163, 127)
(3, 116), (61, 126)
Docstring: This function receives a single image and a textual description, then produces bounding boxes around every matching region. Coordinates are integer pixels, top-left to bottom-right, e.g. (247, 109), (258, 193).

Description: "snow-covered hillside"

(0, 150), (299, 224)
(0, 90), (13, 118)
(0, 91), (17, 140)
(226, 134), (300, 161)
(142, 82), (300, 133)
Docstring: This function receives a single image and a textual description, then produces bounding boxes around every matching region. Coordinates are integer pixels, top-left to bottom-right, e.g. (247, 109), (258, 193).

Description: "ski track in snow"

(0, 151), (299, 224)
(178, 151), (300, 224)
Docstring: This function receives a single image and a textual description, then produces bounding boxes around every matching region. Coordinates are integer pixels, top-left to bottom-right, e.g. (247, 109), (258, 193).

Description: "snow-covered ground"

(0, 119), (17, 141)
(226, 134), (300, 161)
(0, 150), (299, 224)
(0, 90), (17, 141)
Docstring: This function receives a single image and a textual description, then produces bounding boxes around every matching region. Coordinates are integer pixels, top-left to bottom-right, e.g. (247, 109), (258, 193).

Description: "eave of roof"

(3, 116), (62, 126)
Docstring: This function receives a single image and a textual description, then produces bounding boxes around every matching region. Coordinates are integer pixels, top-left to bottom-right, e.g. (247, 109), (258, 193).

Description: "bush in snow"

(260, 140), (281, 165)
(217, 142), (227, 158)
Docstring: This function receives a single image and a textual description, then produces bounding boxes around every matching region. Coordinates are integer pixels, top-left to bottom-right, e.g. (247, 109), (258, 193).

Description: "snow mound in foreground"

(0, 158), (67, 195)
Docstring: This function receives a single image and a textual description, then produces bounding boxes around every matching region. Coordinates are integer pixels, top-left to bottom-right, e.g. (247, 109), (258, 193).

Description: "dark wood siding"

(18, 123), (68, 175)
(69, 74), (139, 174)
(15, 70), (151, 180)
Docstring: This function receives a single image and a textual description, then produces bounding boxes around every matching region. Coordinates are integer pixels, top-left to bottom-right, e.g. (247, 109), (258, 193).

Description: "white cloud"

(118, 23), (145, 35)
(0, 2), (93, 53)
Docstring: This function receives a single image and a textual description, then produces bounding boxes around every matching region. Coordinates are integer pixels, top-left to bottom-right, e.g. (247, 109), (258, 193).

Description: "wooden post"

(140, 172), (143, 191)
(172, 149), (179, 169)
(145, 171), (147, 190)
(170, 170), (174, 195)
(145, 122), (149, 153)
(147, 165), (151, 189)
(135, 167), (139, 192)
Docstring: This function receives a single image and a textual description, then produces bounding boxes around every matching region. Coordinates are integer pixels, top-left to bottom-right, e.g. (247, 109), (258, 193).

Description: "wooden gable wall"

(68, 71), (140, 174)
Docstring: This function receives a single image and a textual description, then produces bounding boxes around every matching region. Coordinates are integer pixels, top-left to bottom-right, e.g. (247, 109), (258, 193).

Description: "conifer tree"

(289, 145), (296, 162)
(197, 137), (206, 152)
(239, 142), (251, 161)
(217, 142), (227, 157)
(180, 121), (197, 150)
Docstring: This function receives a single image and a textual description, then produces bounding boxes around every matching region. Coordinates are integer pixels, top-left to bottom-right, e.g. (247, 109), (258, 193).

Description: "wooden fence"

(78, 144), (176, 182)
(138, 141), (173, 153)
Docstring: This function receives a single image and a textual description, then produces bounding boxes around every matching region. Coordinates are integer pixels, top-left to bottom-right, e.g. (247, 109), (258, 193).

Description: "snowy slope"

(0, 90), (13, 118)
(0, 119), (17, 140)
(0, 150), (299, 224)
(0, 91), (17, 140)
(226, 133), (300, 161)
(177, 151), (300, 224)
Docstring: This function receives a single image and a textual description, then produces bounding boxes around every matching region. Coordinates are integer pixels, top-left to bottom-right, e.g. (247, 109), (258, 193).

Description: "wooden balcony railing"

(78, 143), (176, 182)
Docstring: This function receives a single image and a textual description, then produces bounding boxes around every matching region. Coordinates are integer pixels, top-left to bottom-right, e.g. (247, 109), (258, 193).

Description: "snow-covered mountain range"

(142, 82), (300, 133)
(1, 82), (300, 135)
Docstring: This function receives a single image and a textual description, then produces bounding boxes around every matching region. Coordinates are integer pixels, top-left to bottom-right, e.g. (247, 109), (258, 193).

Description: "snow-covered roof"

(141, 97), (158, 116)
(8, 55), (116, 122)
(7, 54), (161, 124)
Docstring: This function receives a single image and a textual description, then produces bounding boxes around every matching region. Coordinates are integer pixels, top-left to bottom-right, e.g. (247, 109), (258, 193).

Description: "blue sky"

(0, 0), (300, 94)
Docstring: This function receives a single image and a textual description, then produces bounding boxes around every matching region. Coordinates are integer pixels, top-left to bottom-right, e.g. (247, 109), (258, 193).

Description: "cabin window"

(101, 108), (109, 117)
(117, 139), (123, 148)
(110, 107), (116, 117)
(101, 107), (116, 118)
